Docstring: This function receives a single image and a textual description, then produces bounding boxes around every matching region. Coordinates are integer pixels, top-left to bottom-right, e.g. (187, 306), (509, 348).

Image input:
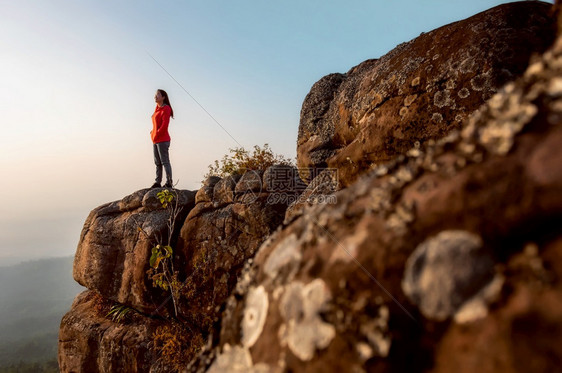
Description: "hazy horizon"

(1, 0), (552, 264)
(0, 255), (85, 367)
(0, 253), (75, 268)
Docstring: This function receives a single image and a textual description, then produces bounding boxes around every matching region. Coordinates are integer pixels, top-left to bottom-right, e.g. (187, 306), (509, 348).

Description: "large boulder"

(72, 188), (196, 316)
(193, 24), (562, 372)
(297, 2), (555, 186)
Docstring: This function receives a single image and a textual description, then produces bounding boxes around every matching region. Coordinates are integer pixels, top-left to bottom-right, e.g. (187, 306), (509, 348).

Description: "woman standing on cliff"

(151, 89), (174, 188)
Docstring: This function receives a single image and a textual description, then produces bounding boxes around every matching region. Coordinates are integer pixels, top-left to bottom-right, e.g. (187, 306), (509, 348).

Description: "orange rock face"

(297, 2), (555, 186)
(175, 168), (299, 329)
(72, 188), (196, 316)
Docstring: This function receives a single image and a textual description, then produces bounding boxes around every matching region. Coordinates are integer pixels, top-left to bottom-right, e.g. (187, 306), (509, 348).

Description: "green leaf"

(163, 245), (173, 257)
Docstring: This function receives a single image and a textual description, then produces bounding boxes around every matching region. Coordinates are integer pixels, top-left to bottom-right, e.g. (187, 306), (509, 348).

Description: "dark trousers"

(153, 141), (172, 184)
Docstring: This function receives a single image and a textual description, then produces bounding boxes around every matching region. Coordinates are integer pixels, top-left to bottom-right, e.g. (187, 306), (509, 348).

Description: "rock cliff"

(60, 168), (302, 372)
(59, 2), (562, 372)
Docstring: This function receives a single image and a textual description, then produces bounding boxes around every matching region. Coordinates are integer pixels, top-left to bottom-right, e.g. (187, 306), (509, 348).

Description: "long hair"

(157, 89), (174, 119)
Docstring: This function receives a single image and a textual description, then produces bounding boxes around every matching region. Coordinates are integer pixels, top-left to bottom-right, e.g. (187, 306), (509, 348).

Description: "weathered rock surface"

(433, 239), (562, 373)
(58, 290), (171, 373)
(297, 2), (555, 186)
(402, 230), (496, 321)
(191, 14), (562, 372)
(73, 188), (196, 316)
(283, 167), (342, 224)
(61, 168), (297, 372)
(175, 166), (300, 329)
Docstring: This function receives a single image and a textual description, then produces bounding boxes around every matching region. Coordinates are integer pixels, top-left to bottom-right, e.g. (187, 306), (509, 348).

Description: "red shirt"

(151, 104), (172, 143)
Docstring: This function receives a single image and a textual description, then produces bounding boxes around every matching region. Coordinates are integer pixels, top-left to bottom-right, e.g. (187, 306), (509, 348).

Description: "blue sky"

(0, 0), (552, 264)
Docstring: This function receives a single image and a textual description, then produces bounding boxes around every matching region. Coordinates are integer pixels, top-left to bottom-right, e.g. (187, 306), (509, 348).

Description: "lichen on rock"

(278, 279), (336, 361)
(359, 305), (391, 358)
(241, 286), (269, 348)
(207, 344), (270, 373)
(402, 230), (496, 320)
(263, 233), (302, 282)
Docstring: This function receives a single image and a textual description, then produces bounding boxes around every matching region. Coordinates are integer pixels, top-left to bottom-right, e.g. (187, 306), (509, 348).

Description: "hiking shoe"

(163, 181), (173, 188)
(151, 182), (161, 188)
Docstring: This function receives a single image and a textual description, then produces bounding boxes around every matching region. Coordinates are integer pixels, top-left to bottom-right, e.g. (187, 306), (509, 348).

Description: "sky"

(0, 0), (553, 265)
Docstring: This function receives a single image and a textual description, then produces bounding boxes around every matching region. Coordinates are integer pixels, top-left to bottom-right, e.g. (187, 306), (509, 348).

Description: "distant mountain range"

(0, 256), (85, 368)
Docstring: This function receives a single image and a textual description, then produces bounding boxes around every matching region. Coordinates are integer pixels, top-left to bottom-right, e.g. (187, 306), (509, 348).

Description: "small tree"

(203, 143), (294, 180)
